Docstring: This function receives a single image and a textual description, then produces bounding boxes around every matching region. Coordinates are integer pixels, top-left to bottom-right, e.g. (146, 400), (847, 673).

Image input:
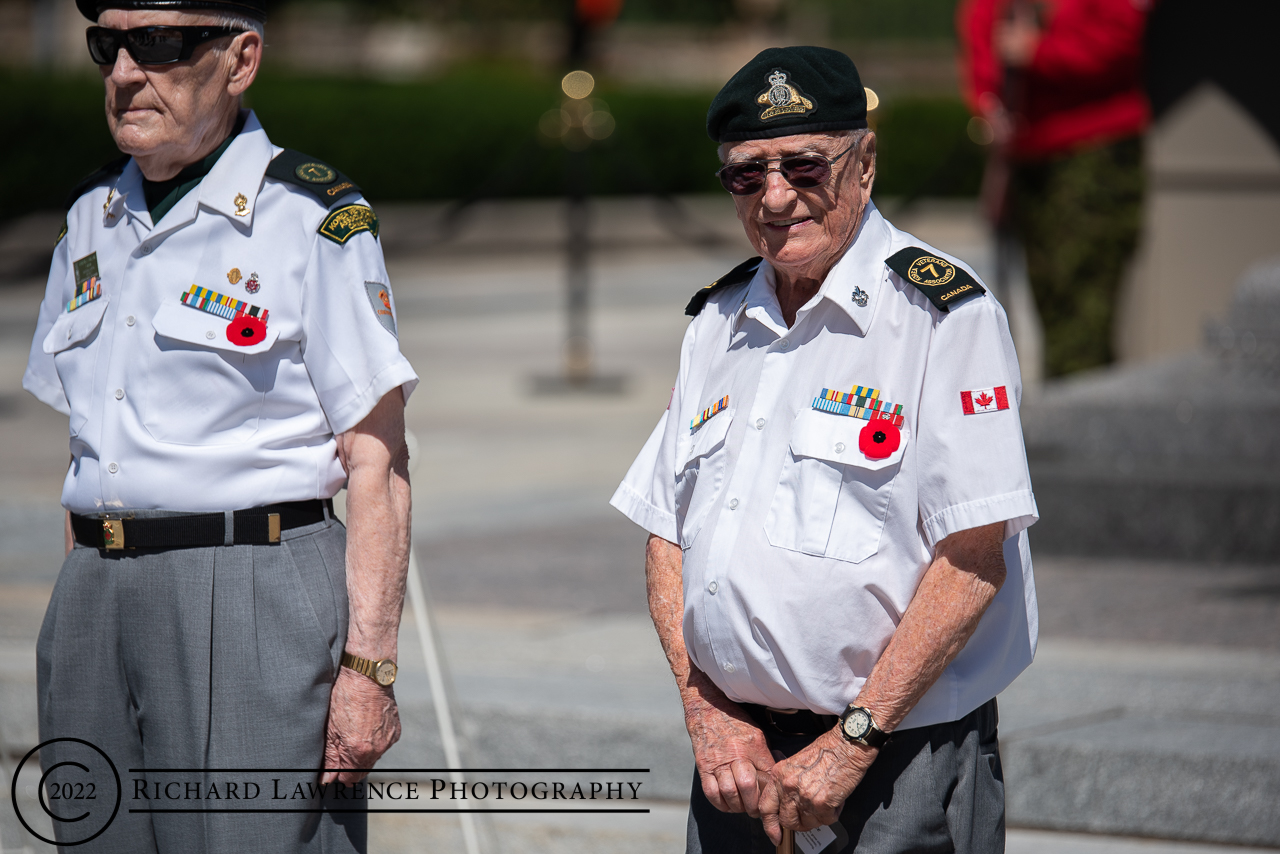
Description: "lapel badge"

(102, 188), (120, 222)
(245, 272), (260, 294)
(852, 287), (869, 307)
(227, 267), (243, 285)
(233, 193), (249, 217)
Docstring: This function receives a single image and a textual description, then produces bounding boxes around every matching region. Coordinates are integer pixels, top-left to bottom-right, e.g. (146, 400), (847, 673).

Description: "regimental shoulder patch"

(885, 247), (986, 313)
(685, 256), (763, 317)
(64, 154), (130, 210)
(318, 204), (379, 245)
(264, 149), (361, 206)
(364, 281), (397, 337)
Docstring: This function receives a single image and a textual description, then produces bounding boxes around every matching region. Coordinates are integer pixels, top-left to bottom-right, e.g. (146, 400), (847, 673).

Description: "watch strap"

(340, 651), (395, 685)
(340, 651), (376, 679)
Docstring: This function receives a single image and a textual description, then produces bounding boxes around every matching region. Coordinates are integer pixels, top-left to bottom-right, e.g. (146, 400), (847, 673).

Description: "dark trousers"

(37, 518), (366, 854)
(687, 699), (1004, 854)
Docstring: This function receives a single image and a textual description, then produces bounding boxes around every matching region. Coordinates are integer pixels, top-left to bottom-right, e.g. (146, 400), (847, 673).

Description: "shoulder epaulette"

(264, 149), (361, 206)
(885, 247), (985, 313)
(685, 256), (763, 317)
(64, 155), (130, 210)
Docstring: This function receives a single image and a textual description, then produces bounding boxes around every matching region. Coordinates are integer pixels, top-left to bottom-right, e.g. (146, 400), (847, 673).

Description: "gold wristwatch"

(340, 651), (398, 687)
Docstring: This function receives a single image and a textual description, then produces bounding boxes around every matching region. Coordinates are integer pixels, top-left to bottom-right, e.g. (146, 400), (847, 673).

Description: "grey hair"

(207, 12), (265, 41)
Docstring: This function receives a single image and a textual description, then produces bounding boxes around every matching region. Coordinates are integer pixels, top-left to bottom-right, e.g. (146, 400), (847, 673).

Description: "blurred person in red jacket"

(958, 0), (1154, 376)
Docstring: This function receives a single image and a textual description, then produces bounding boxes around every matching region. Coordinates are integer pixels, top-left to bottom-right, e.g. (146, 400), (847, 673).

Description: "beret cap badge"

(757, 70), (815, 122)
(706, 46), (867, 143)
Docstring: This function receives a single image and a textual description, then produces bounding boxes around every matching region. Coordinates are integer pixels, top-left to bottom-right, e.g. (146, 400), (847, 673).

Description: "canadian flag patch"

(960, 386), (1009, 415)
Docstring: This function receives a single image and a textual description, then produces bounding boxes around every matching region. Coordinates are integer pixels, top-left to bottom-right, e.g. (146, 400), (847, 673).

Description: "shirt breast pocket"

(765, 409), (907, 564)
(43, 295), (110, 438)
(143, 299), (278, 446)
(675, 409), (734, 549)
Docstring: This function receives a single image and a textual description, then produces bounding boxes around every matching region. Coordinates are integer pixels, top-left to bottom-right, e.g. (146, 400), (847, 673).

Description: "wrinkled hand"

(758, 731), (876, 845)
(321, 667), (401, 785)
(685, 698), (775, 816)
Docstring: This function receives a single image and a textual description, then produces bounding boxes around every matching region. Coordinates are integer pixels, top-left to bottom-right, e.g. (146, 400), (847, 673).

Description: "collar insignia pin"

(245, 272), (260, 294)
(233, 193), (249, 217)
(852, 287), (869, 307)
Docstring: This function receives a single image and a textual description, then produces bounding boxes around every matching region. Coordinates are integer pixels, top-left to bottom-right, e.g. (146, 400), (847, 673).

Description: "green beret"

(707, 46), (868, 143)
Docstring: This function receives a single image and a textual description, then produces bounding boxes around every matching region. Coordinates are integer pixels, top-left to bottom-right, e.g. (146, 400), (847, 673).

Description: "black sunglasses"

(86, 25), (246, 66)
(716, 141), (859, 196)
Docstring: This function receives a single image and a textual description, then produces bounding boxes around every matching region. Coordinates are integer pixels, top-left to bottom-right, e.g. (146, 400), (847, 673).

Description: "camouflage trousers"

(1011, 136), (1144, 377)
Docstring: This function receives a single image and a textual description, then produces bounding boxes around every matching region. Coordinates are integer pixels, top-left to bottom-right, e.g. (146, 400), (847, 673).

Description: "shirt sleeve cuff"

(921, 490), (1039, 550)
(610, 480), (678, 543)
(22, 371), (70, 416)
(325, 359), (419, 436)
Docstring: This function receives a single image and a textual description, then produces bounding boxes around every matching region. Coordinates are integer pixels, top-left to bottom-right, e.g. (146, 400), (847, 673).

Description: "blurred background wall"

(1, 0), (983, 218)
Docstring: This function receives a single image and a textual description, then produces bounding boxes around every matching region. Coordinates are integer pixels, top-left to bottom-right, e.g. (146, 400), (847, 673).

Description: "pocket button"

(835, 442), (846, 454)
(206, 330), (216, 340)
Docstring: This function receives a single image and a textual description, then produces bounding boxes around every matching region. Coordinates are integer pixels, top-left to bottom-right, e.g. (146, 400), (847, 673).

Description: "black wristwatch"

(838, 704), (890, 748)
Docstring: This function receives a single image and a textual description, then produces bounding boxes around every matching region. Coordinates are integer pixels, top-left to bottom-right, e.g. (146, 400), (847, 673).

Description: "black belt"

(741, 703), (839, 737)
(71, 499), (332, 551)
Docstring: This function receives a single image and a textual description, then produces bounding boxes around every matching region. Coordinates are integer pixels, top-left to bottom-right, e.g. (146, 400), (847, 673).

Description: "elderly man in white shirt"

(612, 46), (1038, 853)
(23, 2), (415, 851)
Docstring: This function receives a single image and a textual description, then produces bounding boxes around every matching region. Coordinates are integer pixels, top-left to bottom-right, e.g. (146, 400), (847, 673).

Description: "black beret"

(77, 0), (267, 21)
(707, 46), (867, 143)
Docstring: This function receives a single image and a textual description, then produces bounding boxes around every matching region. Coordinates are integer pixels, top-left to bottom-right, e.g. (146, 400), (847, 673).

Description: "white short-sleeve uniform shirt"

(611, 203), (1039, 729)
(23, 111), (418, 515)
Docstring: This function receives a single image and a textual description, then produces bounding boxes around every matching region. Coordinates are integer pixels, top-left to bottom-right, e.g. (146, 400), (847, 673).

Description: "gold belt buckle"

(102, 518), (125, 550)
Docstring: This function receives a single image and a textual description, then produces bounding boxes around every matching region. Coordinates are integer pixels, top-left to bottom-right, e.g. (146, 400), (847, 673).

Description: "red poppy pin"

(227, 315), (267, 346)
(859, 414), (901, 459)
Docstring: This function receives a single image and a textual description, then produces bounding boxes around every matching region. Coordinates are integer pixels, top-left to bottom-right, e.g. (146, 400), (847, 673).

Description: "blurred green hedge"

(1, 64), (981, 216)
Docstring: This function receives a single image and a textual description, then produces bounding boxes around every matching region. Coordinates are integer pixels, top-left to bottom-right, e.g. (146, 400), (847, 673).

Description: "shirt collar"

(738, 263), (789, 338)
(812, 200), (890, 335)
(113, 159), (148, 230)
(197, 110), (273, 228)
(738, 201), (891, 338)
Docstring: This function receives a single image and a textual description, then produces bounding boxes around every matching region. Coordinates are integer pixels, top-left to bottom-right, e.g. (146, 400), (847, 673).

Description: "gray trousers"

(36, 517), (366, 853)
(687, 699), (1004, 854)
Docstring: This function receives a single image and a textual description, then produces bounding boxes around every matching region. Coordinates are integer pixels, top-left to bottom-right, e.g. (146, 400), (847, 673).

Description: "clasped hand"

(690, 704), (874, 846)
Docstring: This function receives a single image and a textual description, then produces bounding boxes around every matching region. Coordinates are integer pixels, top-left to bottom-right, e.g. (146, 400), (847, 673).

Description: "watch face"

(375, 660), (397, 686)
(844, 709), (872, 739)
